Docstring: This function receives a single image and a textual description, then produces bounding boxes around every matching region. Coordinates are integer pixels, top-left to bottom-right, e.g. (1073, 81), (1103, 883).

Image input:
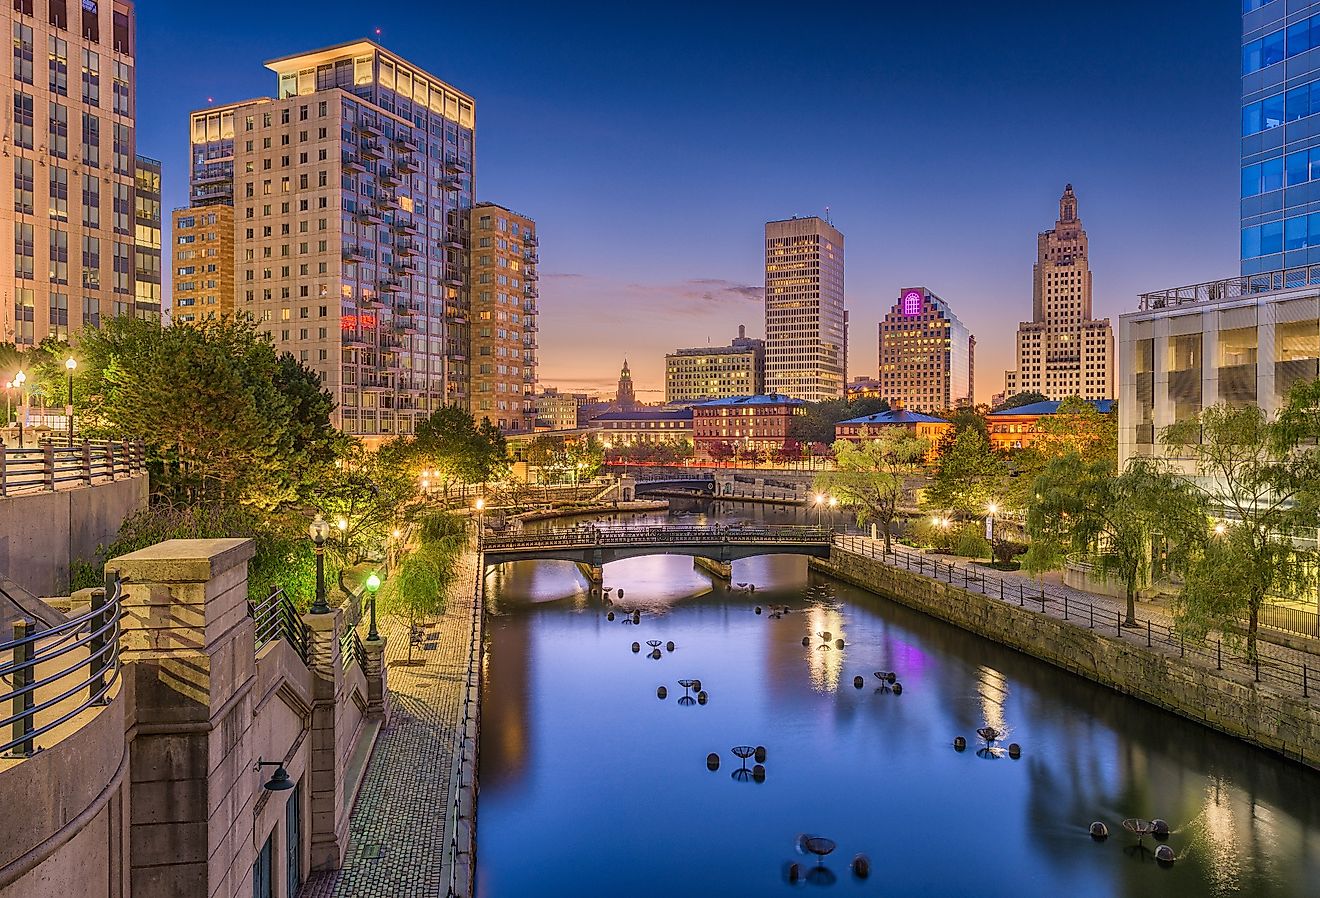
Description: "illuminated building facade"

(170, 204), (234, 324)
(764, 217), (845, 402)
(1004, 185), (1113, 401)
(665, 325), (765, 403)
(471, 203), (537, 432)
(878, 287), (974, 412)
(187, 39), (475, 443)
(2, 0), (159, 345)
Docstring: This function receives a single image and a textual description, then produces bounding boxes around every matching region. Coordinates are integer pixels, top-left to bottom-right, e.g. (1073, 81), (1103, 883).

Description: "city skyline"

(134, 0), (1241, 400)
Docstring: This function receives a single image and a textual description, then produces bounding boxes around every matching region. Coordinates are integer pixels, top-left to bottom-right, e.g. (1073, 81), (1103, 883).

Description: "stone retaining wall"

(812, 550), (1320, 771)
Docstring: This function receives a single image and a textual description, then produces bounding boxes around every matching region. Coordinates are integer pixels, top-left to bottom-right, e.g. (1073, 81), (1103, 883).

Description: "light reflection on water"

(476, 505), (1320, 897)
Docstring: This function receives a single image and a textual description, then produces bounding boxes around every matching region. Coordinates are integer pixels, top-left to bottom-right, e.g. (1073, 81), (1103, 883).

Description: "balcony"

(441, 176), (464, 192)
(443, 156), (469, 174)
(443, 271), (466, 287)
(372, 193), (394, 211)
(524, 251), (539, 263)
(396, 155), (421, 175)
(354, 208), (381, 225)
(393, 133), (419, 154)
(397, 258), (421, 274)
(193, 169), (230, 185)
(359, 140), (384, 160)
(342, 245), (368, 264)
(355, 120), (384, 138)
(525, 232), (538, 246)
(525, 285), (539, 298)
(342, 152), (365, 172)
(396, 239), (418, 257)
(379, 276), (404, 292)
(379, 169), (401, 188)
(393, 217), (421, 236)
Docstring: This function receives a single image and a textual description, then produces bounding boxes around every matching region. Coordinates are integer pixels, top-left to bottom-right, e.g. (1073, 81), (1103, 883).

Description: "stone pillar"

(363, 636), (390, 721)
(302, 609), (350, 871)
(694, 556), (732, 580)
(714, 472), (734, 496)
(577, 563), (604, 584)
(110, 538), (257, 898)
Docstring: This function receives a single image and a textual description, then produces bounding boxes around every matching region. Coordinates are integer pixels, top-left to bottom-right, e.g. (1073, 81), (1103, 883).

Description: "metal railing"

(251, 586), (308, 663)
(339, 625), (367, 672)
(1, 574), (122, 757)
(482, 524), (833, 552)
(834, 537), (1316, 700)
(1138, 265), (1320, 311)
(446, 559), (483, 897)
(0, 440), (146, 497)
(1259, 602), (1320, 640)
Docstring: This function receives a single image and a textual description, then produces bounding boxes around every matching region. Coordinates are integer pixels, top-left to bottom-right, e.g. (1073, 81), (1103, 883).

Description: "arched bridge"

(480, 524), (832, 580)
(628, 474), (716, 498)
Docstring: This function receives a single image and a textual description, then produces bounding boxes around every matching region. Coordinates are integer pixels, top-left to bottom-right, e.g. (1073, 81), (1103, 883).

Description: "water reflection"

(477, 517), (1320, 898)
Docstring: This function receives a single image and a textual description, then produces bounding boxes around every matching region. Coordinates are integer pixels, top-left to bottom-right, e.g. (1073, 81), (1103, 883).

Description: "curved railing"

(481, 524), (833, 552)
(251, 586), (308, 663)
(0, 575), (122, 757)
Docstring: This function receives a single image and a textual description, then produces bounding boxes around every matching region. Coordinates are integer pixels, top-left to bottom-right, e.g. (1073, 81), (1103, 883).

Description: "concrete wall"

(0, 475), (147, 597)
(0, 537), (386, 898)
(813, 550), (1320, 771)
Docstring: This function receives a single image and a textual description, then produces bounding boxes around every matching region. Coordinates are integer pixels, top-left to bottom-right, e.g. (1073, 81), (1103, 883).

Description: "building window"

(12, 21), (33, 84)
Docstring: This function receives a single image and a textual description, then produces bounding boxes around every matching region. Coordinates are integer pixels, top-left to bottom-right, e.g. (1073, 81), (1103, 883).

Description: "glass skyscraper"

(1241, 0), (1320, 275)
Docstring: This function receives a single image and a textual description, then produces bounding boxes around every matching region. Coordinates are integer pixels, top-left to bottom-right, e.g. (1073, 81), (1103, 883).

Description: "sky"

(137, 0), (1243, 402)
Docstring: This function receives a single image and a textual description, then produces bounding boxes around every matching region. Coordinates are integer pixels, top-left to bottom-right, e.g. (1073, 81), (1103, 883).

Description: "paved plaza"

(302, 551), (480, 898)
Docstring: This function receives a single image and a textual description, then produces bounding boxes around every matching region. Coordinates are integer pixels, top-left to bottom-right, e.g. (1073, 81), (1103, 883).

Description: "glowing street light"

(308, 514), (332, 614)
(64, 357), (76, 445)
(365, 571), (382, 641)
(1214, 522), (1227, 536)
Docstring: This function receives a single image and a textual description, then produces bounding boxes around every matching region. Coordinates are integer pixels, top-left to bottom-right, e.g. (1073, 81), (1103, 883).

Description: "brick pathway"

(833, 536), (1320, 704)
(302, 550), (480, 898)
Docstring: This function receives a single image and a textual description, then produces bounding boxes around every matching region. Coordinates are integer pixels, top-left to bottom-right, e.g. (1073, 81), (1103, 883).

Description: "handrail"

(1, 573), (122, 757)
(251, 586), (308, 663)
(0, 440), (146, 497)
(482, 524), (833, 552)
(833, 536), (1316, 700)
(445, 550), (483, 896)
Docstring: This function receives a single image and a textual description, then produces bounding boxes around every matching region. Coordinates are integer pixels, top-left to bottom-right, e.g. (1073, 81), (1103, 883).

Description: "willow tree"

(1163, 392), (1320, 659)
(1025, 455), (1198, 626)
(816, 433), (928, 553)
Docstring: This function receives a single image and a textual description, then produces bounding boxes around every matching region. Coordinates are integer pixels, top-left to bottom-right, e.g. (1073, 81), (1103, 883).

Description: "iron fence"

(834, 537), (1315, 700)
(482, 524), (833, 552)
(251, 586), (308, 663)
(1258, 602), (1320, 640)
(1, 574), (122, 757)
(446, 557), (483, 897)
(0, 440), (146, 497)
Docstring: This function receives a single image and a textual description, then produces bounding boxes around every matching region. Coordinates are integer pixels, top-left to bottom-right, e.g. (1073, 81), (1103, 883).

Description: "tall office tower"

(170, 205), (234, 324)
(188, 40), (475, 443)
(878, 287), (974, 412)
(470, 203), (537, 432)
(133, 155), (160, 319)
(2, 1), (158, 344)
(1240, 2), (1320, 275)
(764, 216), (845, 402)
(665, 325), (765, 403)
(1003, 186), (1113, 401)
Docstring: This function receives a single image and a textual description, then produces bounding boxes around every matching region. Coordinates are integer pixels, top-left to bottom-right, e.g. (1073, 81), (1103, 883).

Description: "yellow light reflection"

(976, 665), (1008, 734)
(806, 605), (845, 692)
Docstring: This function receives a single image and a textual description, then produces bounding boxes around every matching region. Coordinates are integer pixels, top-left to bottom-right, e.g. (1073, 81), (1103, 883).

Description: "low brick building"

(987, 398), (1113, 451)
(692, 394), (806, 459)
(835, 408), (951, 461)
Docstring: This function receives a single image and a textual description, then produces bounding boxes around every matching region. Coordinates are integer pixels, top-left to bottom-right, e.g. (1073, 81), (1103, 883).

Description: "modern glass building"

(1241, 0), (1320, 275)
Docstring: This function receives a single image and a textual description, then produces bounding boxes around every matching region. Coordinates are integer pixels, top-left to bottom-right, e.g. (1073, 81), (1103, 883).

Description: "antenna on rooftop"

(824, 205), (832, 224)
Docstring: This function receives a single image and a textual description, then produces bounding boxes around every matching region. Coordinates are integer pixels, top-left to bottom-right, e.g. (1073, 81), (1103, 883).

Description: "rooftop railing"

(1138, 265), (1320, 311)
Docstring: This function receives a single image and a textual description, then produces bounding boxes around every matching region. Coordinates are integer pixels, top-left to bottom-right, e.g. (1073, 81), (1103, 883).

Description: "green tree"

(311, 447), (421, 565)
(1025, 455), (1197, 627)
(1163, 394), (1320, 660)
(77, 316), (328, 508)
(391, 404), (507, 496)
(1027, 397), (1118, 471)
(815, 434), (928, 552)
(993, 391), (1049, 411)
(924, 426), (1009, 517)
(789, 397), (891, 445)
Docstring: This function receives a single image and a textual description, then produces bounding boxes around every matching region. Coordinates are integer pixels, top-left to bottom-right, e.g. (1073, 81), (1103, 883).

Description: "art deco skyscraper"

(1003, 185), (1113, 401)
(879, 287), (974, 412)
(3, 0), (159, 345)
(764, 216), (845, 402)
(186, 39), (475, 444)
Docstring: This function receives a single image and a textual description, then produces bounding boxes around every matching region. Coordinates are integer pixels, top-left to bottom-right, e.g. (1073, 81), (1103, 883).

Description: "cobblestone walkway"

(302, 550), (480, 898)
(833, 536), (1320, 704)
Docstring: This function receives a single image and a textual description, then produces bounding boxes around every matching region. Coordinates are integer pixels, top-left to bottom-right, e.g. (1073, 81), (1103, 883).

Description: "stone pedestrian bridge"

(480, 524), (833, 582)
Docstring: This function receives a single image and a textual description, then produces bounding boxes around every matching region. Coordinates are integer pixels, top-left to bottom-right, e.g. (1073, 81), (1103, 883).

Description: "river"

(475, 501), (1320, 896)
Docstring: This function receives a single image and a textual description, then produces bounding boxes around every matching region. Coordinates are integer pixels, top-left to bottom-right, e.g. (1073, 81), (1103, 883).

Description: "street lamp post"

(365, 572), (381, 641)
(14, 371), (26, 449)
(986, 502), (999, 565)
(474, 497), (486, 547)
(308, 514), (331, 614)
(64, 357), (76, 446)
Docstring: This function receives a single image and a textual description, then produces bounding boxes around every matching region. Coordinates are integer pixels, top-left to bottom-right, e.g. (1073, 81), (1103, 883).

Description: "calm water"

(476, 503), (1320, 897)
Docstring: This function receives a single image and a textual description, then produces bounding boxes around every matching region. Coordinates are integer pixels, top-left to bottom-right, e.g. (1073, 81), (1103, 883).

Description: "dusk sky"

(138, 0), (1242, 401)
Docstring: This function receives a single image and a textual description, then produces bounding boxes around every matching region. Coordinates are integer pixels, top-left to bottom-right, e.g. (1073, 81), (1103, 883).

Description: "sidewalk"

(834, 536), (1320, 703)
(301, 549), (481, 898)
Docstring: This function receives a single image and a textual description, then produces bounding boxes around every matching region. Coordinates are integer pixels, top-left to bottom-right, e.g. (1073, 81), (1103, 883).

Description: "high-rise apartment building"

(764, 217), (845, 402)
(665, 325), (765, 403)
(170, 205), (234, 324)
(1003, 186), (1113, 401)
(878, 287), (974, 412)
(133, 155), (161, 321)
(3, 0), (158, 344)
(1240, 1), (1320, 275)
(187, 40), (475, 443)
(470, 202), (536, 432)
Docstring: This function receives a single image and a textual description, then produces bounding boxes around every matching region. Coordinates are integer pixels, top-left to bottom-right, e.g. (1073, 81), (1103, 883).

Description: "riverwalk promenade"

(303, 550), (481, 898)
